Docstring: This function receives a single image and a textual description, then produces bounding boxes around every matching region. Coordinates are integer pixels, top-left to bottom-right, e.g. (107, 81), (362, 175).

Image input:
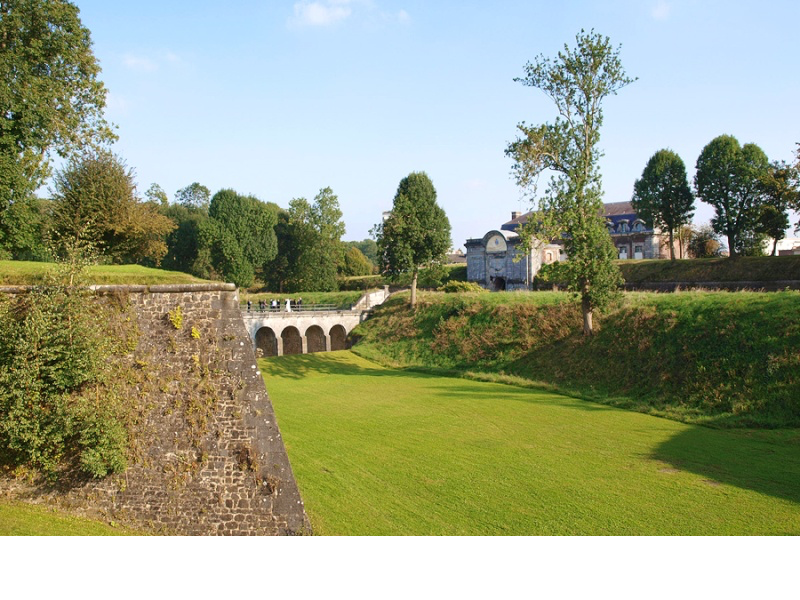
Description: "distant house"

(466, 202), (669, 291)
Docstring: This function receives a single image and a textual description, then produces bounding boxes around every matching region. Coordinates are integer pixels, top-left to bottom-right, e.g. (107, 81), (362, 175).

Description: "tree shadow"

(651, 427), (800, 505)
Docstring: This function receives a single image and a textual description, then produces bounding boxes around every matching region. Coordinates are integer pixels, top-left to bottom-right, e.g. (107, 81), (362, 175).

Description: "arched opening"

(306, 325), (327, 353)
(491, 276), (506, 291)
(281, 326), (303, 355)
(330, 324), (347, 351)
(256, 327), (278, 358)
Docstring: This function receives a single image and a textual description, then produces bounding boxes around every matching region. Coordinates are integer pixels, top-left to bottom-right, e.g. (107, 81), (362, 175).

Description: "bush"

(439, 281), (487, 293)
(0, 247), (137, 479)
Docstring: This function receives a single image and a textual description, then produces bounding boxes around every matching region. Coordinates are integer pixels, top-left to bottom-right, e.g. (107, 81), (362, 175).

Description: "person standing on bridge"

(247, 300), (252, 312)
(286, 298), (291, 312)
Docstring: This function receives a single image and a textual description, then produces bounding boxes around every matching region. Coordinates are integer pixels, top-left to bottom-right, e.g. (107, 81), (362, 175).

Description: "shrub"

(439, 281), (487, 294)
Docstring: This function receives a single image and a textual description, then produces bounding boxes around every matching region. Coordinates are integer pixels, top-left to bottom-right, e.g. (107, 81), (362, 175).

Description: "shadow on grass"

(652, 427), (800, 506)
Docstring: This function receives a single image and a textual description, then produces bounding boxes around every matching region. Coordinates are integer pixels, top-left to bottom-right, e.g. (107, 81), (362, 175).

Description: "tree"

(631, 149), (695, 260)
(694, 135), (770, 259)
(145, 183), (169, 207)
(505, 30), (634, 335)
(757, 160), (799, 253)
(756, 204), (789, 256)
(266, 187), (346, 292)
(374, 172), (451, 308)
(50, 150), (175, 264)
(687, 224), (724, 258)
(208, 189), (278, 272)
(341, 245), (373, 277)
(175, 182), (211, 212)
(0, 0), (116, 255)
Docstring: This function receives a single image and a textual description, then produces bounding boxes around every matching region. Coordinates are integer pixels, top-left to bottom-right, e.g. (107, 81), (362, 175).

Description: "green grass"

(617, 255), (800, 283)
(0, 260), (209, 285)
(352, 290), (800, 428)
(0, 499), (143, 535)
(261, 351), (800, 535)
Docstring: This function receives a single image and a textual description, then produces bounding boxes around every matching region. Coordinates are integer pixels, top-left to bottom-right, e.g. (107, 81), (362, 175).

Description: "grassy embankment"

(617, 255), (800, 283)
(0, 260), (208, 285)
(0, 500), (143, 535)
(261, 351), (800, 535)
(350, 290), (800, 428)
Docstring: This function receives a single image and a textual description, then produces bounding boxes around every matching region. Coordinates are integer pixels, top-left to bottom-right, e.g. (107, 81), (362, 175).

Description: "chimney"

(511, 211), (520, 220)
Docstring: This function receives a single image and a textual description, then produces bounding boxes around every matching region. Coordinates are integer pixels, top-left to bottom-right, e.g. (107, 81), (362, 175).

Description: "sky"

(64, 0), (800, 250)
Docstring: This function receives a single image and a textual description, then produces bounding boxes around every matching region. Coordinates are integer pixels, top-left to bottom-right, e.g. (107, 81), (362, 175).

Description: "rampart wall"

(1, 283), (309, 535)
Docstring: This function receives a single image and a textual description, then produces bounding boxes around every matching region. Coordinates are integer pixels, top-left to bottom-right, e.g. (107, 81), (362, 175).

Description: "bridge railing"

(241, 303), (351, 314)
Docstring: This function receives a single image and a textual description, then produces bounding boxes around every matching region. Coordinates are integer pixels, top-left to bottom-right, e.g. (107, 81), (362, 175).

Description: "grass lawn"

(260, 351), (800, 535)
(0, 500), (142, 535)
(0, 260), (208, 285)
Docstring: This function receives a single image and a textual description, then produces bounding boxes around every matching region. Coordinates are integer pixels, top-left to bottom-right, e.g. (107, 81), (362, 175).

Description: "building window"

(633, 221), (645, 232)
(634, 245), (643, 254)
(618, 221), (629, 233)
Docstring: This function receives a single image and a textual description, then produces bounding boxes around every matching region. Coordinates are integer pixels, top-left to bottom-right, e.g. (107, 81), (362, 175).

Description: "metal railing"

(241, 303), (349, 314)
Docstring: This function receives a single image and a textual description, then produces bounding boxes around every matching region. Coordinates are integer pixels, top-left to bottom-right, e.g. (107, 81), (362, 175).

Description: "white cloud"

(288, 1), (410, 28)
(123, 53), (158, 72)
(290, 1), (353, 27)
(651, 1), (671, 20)
(122, 51), (184, 72)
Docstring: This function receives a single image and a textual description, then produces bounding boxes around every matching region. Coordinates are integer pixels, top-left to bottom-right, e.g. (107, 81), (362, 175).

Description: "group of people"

(246, 298), (303, 313)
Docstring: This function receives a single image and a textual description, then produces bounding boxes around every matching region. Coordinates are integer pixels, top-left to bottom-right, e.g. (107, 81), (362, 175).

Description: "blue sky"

(69, 0), (799, 249)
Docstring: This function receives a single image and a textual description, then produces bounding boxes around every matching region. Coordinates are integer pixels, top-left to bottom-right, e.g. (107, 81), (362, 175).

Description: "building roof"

(501, 202), (647, 232)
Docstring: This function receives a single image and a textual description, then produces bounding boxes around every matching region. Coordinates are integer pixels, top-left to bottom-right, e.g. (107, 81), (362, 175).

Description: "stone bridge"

(242, 287), (391, 357)
(242, 310), (367, 356)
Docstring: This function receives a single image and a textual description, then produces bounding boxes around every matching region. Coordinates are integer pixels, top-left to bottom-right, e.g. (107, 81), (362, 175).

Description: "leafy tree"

(51, 150), (175, 264)
(175, 182), (211, 213)
(341, 245), (373, 277)
(687, 224), (724, 258)
(208, 189), (278, 272)
(145, 183), (169, 207)
(0, 0), (116, 256)
(505, 30), (633, 335)
(694, 135), (770, 259)
(374, 172), (451, 308)
(756, 204), (789, 256)
(349, 238), (378, 266)
(197, 218), (253, 288)
(266, 187), (346, 292)
(631, 149), (695, 260)
(160, 203), (210, 276)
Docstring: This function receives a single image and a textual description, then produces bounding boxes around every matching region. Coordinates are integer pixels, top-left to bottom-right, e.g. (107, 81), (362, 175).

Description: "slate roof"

(502, 201), (651, 233)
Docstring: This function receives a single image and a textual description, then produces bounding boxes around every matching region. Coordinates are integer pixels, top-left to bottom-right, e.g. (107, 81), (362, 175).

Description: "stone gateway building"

(466, 201), (669, 291)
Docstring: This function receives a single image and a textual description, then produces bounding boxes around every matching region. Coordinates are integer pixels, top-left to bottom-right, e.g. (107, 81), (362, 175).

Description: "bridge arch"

(330, 324), (347, 351)
(281, 326), (303, 355)
(305, 325), (327, 354)
(255, 326), (279, 357)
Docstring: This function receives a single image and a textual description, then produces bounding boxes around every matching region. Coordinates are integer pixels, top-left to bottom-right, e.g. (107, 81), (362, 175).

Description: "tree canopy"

(506, 30), (633, 335)
(51, 150), (175, 264)
(375, 172), (451, 308)
(694, 134), (770, 258)
(1, 0), (115, 255)
(631, 149), (695, 260)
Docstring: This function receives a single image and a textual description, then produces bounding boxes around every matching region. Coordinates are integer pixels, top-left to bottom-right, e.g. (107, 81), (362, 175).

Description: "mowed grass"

(260, 351), (800, 535)
(0, 260), (208, 285)
(0, 500), (142, 535)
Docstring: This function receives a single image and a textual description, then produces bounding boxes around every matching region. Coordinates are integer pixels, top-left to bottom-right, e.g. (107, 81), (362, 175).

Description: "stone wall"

(1, 284), (310, 535)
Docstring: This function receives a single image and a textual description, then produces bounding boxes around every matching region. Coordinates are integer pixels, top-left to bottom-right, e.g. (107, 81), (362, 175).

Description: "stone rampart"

(1, 283), (309, 535)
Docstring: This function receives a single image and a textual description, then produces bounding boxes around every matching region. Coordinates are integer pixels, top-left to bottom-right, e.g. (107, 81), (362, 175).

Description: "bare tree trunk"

(581, 284), (593, 336)
(772, 239), (778, 256)
(410, 269), (418, 309)
(669, 229), (676, 260)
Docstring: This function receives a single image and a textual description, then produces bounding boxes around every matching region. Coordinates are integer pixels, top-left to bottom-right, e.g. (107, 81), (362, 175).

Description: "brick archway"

(330, 324), (347, 351)
(256, 326), (278, 357)
(281, 326), (302, 355)
(306, 325), (327, 353)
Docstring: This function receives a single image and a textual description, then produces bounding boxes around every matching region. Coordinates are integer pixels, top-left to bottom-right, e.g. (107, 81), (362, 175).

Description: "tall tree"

(267, 187), (346, 292)
(374, 172), (451, 308)
(175, 182), (211, 213)
(694, 134), (770, 258)
(209, 189), (278, 271)
(505, 30), (634, 335)
(51, 150), (175, 264)
(758, 160), (799, 253)
(631, 149), (695, 260)
(0, 0), (116, 255)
